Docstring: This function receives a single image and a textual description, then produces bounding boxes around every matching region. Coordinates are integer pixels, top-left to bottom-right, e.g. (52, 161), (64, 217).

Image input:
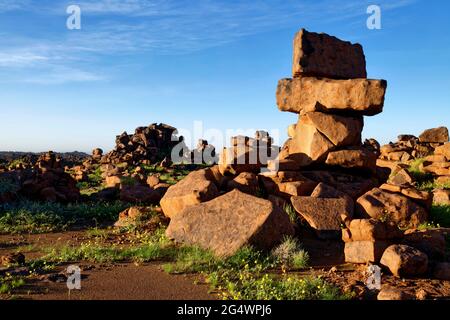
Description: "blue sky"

(0, 0), (449, 153)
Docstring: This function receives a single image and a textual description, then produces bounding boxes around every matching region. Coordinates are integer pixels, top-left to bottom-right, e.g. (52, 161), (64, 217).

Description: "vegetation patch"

(0, 200), (129, 234)
(35, 229), (347, 300)
(429, 205), (450, 228)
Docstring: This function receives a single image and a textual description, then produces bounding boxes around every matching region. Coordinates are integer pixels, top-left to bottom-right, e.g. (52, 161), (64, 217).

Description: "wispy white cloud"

(0, 0), (418, 84)
(0, 52), (48, 67)
(0, 0), (29, 12)
(23, 66), (105, 84)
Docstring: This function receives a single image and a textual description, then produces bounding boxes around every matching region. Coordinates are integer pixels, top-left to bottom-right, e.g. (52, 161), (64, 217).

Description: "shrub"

(271, 236), (309, 269)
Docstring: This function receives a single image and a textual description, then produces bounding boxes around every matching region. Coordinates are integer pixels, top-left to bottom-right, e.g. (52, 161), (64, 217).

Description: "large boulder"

(419, 127), (449, 143)
(276, 77), (387, 116)
(403, 229), (447, 260)
(165, 190), (295, 257)
(356, 188), (428, 229)
(380, 244), (428, 277)
(286, 114), (335, 165)
(299, 112), (363, 147)
(160, 169), (219, 218)
(292, 29), (367, 79)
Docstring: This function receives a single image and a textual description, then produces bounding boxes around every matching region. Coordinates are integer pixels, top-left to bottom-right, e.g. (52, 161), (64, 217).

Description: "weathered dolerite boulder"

(160, 168), (220, 218)
(291, 183), (354, 238)
(342, 219), (403, 264)
(380, 244), (428, 277)
(166, 190), (294, 257)
(356, 188), (428, 229)
(292, 29), (367, 79)
(419, 127), (449, 143)
(277, 77), (387, 116)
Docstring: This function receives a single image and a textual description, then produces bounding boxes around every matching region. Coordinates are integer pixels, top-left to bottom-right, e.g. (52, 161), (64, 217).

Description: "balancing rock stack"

(264, 29), (388, 240)
(276, 29), (387, 172)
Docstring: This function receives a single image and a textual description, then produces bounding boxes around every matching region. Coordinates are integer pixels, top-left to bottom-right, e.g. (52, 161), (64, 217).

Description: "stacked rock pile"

(379, 127), (449, 162)
(159, 31), (449, 287)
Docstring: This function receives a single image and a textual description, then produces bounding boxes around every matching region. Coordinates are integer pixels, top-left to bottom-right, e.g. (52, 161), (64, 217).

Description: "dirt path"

(26, 263), (216, 300)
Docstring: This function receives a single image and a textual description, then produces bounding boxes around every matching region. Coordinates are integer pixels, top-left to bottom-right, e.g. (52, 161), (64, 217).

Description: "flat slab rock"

(292, 29), (367, 79)
(165, 190), (295, 258)
(276, 77), (387, 116)
(291, 195), (353, 236)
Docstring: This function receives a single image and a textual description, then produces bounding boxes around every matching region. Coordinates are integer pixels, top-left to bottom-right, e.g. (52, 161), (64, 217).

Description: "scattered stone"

(114, 206), (169, 229)
(1, 253), (25, 266)
(146, 175), (160, 188)
(377, 286), (412, 300)
(380, 244), (428, 277)
(166, 190), (294, 257)
(415, 289), (428, 301)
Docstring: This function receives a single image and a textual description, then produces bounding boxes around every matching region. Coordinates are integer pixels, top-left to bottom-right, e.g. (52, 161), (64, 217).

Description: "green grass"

(0, 200), (129, 234)
(35, 227), (347, 301)
(407, 158), (450, 192)
(0, 275), (26, 295)
(283, 204), (299, 226)
(219, 272), (351, 300)
(429, 205), (450, 228)
(0, 177), (19, 194)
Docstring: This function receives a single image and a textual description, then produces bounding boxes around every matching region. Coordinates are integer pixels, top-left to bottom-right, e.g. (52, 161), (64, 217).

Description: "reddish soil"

(1, 230), (450, 300)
